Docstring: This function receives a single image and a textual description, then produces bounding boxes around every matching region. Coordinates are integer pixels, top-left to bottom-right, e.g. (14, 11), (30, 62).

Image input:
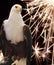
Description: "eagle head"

(10, 4), (22, 13)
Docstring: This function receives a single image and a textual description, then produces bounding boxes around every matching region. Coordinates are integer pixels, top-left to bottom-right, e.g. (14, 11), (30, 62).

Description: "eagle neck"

(8, 12), (24, 25)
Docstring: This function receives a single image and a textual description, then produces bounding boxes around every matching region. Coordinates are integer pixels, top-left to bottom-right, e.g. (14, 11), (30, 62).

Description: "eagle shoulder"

(23, 25), (31, 41)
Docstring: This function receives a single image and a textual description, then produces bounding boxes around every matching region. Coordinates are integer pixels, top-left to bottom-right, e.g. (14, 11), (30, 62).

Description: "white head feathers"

(9, 4), (24, 24)
(10, 4), (22, 13)
(9, 4), (22, 18)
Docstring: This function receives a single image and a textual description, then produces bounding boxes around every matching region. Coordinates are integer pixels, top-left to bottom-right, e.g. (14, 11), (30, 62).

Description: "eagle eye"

(15, 6), (18, 8)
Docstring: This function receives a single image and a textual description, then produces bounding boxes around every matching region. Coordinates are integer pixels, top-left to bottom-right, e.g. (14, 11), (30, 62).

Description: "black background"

(0, 0), (26, 26)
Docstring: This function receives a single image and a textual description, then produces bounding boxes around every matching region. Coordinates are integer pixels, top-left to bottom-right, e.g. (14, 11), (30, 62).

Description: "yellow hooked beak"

(15, 6), (22, 12)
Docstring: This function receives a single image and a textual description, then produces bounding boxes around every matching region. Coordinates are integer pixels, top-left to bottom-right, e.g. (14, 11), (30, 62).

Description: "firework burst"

(21, 0), (54, 65)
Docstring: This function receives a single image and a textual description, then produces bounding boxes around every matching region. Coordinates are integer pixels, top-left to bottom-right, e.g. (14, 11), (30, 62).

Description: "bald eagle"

(0, 4), (32, 65)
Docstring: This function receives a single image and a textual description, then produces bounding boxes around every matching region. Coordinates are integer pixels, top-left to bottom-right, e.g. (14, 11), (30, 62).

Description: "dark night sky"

(0, 0), (26, 26)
